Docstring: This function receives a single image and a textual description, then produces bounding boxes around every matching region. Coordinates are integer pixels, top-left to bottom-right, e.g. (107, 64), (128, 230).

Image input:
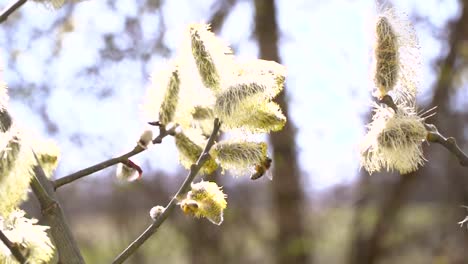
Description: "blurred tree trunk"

(254, 1), (310, 263)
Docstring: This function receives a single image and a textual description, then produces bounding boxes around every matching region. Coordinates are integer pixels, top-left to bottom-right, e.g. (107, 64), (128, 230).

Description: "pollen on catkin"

(360, 103), (427, 174)
(372, 9), (421, 103)
(179, 181), (227, 225)
(174, 129), (218, 174)
(0, 210), (54, 264)
(210, 140), (267, 175)
(143, 63), (181, 126)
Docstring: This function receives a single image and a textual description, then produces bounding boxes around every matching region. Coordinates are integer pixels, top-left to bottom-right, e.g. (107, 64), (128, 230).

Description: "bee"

(179, 199), (199, 216)
(250, 157), (273, 180)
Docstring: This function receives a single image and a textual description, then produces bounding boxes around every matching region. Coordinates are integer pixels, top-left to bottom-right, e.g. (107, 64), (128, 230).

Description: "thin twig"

(111, 118), (221, 264)
(0, 0), (27, 24)
(379, 94), (398, 112)
(426, 124), (468, 167)
(53, 127), (172, 189)
(0, 229), (26, 263)
(30, 153), (85, 264)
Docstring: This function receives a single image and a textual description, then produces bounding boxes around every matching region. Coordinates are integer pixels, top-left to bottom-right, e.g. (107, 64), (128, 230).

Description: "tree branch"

(30, 158), (85, 264)
(426, 124), (468, 167)
(0, 229), (26, 263)
(111, 118), (221, 264)
(53, 127), (173, 189)
(0, 0), (27, 24)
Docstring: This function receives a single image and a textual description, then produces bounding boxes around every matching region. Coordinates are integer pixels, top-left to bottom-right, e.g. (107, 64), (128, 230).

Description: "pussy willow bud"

(149, 205), (165, 221)
(116, 160), (142, 182)
(138, 130), (153, 149)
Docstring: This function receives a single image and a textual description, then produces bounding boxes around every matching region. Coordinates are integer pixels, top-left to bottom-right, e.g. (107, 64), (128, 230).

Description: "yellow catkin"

(174, 132), (218, 174)
(224, 101), (286, 133)
(215, 82), (268, 120)
(179, 181), (227, 225)
(374, 16), (399, 97)
(189, 24), (222, 93)
(0, 210), (54, 264)
(158, 69), (180, 125)
(0, 127), (60, 215)
(211, 141), (267, 175)
(360, 103), (427, 174)
(0, 131), (35, 216)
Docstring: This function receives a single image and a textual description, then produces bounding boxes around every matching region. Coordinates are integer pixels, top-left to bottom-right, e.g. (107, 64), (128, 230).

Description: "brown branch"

(111, 118), (221, 264)
(379, 94), (398, 112)
(0, 0), (27, 24)
(53, 127), (173, 189)
(0, 229), (26, 263)
(426, 124), (468, 167)
(30, 155), (85, 264)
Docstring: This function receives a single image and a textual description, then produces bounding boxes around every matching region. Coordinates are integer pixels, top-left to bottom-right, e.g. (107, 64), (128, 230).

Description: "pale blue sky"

(0, 0), (462, 191)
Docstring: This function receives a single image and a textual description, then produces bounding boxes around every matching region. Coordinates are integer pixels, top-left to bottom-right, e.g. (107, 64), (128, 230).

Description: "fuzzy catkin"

(215, 82), (268, 119)
(174, 132), (218, 174)
(211, 141), (267, 175)
(0, 210), (54, 264)
(360, 104), (427, 174)
(374, 16), (399, 97)
(179, 181), (227, 225)
(158, 69), (180, 125)
(224, 101), (286, 133)
(190, 25), (221, 93)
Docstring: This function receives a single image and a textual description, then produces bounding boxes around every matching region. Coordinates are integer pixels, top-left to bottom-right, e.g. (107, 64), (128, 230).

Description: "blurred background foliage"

(1, 0), (468, 263)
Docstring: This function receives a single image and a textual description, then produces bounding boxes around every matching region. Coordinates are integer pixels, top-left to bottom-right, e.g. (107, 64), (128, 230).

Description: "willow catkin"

(158, 69), (180, 125)
(360, 104), (427, 174)
(189, 24), (222, 93)
(174, 131), (218, 174)
(211, 141), (267, 175)
(374, 16), (399, 98)
(179, 181), (227, 225)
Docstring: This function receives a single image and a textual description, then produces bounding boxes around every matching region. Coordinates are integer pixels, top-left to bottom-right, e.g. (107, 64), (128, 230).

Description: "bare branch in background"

(0, 0), (27, 24)
(30, 156), (85, 264)
(53, 126), (175, 189)
(0, 229), (26, 263)
(111, 118), (221, 264)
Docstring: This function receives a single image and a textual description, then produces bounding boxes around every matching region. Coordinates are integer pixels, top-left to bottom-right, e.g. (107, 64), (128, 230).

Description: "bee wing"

(265, 169), (273, 180)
